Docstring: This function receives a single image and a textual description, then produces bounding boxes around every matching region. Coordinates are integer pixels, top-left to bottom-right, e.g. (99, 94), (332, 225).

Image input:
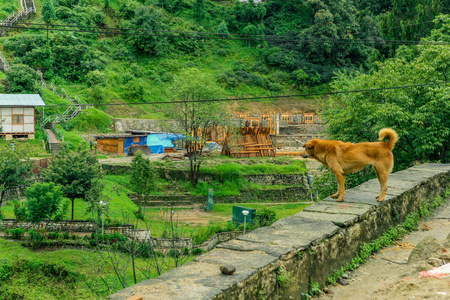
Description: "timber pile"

(221, 127), (275, 158)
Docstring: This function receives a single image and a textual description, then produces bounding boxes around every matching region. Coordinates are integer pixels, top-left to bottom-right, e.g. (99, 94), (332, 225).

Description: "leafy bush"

(167, 249), (180, 258)
(192, 248), (204, 255)
(27, 230), (46, 248)
(13, 202), (27, 221)
(5, 228), (25, 239)
(85, 70), (106, 86)
(25, 182), (67, 223)
(0, 260), (12, 281)
(254, 208), (276, 227)
(47, 232), (60, 240)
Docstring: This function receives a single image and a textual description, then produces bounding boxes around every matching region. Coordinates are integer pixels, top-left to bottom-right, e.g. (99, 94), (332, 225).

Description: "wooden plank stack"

(221, 127), (276, 158)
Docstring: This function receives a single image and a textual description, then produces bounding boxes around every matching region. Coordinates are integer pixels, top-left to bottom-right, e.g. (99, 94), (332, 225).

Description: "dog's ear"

(304, 141), (315, 150)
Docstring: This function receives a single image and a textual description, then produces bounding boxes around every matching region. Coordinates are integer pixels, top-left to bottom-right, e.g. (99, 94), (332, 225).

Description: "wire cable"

(4, 24), (450, 46)
(43, 80), (450, 108)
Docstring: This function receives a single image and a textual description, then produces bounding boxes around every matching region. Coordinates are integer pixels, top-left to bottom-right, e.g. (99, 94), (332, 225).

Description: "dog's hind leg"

(375, 167), (389, 202)
(373, 166), (381, 200)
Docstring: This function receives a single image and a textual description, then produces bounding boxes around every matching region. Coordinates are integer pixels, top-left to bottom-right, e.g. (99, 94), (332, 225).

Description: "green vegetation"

(0, 238), (189, 299)
(323, 14), (450, 167)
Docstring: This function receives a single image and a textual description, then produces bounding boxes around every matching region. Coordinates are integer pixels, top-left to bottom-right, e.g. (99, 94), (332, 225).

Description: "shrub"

(254, 208), (277, 227)
(13, 202), (27, 221)
(0, 260), (12, 281)
(268, 81), (283, 92)
(47, 232), (60, 240)
(192, 248), (203, 255)
(85, 70), (106, 86)
(5, 228), (25, 239)
(167, 249), (180, 258)
(28, 230), (46, 248)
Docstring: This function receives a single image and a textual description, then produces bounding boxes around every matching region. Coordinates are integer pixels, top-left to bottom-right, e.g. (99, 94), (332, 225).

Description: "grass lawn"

(0, 238), (193, 299)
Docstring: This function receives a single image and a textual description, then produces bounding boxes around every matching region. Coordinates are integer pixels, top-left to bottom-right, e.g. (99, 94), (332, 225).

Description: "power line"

(43, 80), (450, 108)
(4, 23), (450, 46)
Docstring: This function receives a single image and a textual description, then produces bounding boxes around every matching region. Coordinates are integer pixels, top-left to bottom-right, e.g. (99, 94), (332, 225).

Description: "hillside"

(0, 0), (448, 153)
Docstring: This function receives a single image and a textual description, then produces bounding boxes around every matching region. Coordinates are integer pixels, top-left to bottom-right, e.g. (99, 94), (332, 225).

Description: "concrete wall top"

(107, 163), (450, 300)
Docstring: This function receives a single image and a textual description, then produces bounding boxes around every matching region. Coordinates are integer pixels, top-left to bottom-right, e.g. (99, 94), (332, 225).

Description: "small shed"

(0, 94), (45, 139)
(96, 135), (147, 155)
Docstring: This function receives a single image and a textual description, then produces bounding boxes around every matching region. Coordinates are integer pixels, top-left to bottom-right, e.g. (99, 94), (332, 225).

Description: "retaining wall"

(134, 186), (307, 206)
(107, 163), (450, 300)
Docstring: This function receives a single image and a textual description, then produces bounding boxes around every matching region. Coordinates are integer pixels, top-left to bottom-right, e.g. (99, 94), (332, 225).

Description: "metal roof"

(0, 94), (45, 107)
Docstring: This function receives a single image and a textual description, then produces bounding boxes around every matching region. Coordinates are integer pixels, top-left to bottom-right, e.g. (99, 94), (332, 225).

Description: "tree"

(42, 0), (56, 42)
(0, 151), (32, 213)
(25, 182), (68, 223)
(42, 0), (56, 23)
(322, 15), (450, 168)
(377, 0), (443, 43)
(216, 20), (230, 38)
(6, 64), (39, 93)
(42, 148), (102, 219)
(128, 5), (172, 55)
(130, 151), (156, 218)
(166, 68), (228, 187)
(193, 0), (205, 21)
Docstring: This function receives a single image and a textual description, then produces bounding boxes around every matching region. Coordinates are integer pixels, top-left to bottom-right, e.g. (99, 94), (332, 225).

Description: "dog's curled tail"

(378, 128), (398, 150)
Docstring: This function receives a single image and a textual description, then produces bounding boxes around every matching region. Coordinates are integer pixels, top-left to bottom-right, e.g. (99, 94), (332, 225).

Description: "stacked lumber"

(221, 127), (276, 158)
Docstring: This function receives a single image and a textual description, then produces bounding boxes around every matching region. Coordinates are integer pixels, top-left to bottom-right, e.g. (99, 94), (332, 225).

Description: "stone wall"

(134, 186), (307, 205)
(0, 219), (134, 233)
(1, 219), (97, 232)
(107, 163), (450, 300)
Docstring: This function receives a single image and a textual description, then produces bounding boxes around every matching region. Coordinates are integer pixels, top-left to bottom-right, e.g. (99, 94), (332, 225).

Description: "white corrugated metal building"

(0, 94), (45, 139)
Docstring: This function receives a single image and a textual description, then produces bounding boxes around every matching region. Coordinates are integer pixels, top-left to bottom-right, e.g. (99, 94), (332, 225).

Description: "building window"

(12, 114), (24, 125)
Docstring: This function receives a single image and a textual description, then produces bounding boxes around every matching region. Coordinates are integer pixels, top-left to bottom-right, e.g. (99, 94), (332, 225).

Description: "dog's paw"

(331, 193), (339, 199)
(336, 198), (344, 202)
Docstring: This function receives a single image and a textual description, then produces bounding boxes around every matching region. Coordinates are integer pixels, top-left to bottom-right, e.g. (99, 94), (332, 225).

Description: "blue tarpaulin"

(146, 133), (183, 154)
(123, 136), (147, 155)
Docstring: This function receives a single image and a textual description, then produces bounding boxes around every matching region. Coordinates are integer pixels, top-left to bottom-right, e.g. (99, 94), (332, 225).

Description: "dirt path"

(318, 200), (450, 300)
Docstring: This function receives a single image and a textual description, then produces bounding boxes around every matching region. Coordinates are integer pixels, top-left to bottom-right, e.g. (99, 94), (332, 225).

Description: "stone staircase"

(38, 71), (90, 153)
(0, 0), (88, 154)
(0, 0), (36, 70)
(0, 0), (36, 27)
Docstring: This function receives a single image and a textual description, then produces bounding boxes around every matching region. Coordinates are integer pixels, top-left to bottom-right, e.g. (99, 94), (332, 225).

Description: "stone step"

(50, 143), (62, 154)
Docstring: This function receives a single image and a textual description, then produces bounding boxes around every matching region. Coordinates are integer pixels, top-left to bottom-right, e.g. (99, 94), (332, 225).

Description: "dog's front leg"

(332, 172), (345, 202)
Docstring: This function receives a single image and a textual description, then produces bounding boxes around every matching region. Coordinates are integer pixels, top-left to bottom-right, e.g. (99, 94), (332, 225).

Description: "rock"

(336, 277), (349, 286)
(407, 236), (443, 265)
(220, 265), (236, 275)
(427, 257), (444, 267)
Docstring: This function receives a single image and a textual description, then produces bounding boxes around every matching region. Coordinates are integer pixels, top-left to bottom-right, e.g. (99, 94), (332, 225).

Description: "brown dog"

(300, 128), (398, 202)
